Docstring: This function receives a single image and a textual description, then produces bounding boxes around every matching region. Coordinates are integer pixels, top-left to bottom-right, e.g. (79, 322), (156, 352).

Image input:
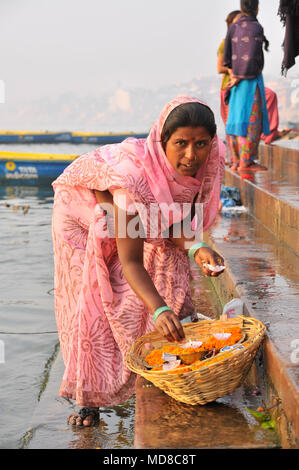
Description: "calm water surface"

(0, 182), (57, 448)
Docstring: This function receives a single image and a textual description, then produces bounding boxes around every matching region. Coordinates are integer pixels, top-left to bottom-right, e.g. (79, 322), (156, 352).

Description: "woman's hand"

(194, 247), (225, 277)
(155, 310), (185, 343)
(225, 76), (241, 90)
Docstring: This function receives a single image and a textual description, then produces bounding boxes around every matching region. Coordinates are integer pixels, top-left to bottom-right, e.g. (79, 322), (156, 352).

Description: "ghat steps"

(204, 143), (299, 447)
(22, 143), (298, 449)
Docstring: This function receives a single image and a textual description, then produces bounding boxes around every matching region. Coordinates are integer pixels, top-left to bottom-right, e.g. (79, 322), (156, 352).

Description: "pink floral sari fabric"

(52, 95), (225, 407)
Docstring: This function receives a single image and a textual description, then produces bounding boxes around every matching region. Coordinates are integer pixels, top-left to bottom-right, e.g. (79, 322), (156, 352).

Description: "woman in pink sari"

(52, 95), (225, 426)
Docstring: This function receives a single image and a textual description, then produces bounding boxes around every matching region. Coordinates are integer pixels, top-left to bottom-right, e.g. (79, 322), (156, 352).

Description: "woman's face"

(165, 126), (213, 177)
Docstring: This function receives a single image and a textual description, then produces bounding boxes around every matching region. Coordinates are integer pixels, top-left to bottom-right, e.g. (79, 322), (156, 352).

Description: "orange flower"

(145, 349), (164, 366)
(161, 345), (184, 355)
(191, 351), (234, 370)
(145, 327), (244, 373)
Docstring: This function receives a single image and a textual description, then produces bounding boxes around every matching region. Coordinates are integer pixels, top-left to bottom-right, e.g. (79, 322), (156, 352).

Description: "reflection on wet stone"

(134, 377), (278, 449)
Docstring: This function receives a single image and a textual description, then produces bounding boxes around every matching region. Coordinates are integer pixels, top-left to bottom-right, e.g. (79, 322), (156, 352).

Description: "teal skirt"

(226, 74), (270, 137)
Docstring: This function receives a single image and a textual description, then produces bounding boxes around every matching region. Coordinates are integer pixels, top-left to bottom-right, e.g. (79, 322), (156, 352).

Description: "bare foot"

(230, 163), (239, 172)
(67, 407), (99, 427)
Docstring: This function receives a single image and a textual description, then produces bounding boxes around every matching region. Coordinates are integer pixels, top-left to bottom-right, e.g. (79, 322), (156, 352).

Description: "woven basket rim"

(126, 315), (266, 377)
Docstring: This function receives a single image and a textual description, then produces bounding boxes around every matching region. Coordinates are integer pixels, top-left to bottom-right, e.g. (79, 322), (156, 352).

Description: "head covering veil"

(53, 95), (225, 233)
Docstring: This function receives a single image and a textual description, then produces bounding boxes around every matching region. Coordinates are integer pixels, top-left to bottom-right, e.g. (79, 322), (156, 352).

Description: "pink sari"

(52, 95), (225, 407)
(261, 87), (279, 145)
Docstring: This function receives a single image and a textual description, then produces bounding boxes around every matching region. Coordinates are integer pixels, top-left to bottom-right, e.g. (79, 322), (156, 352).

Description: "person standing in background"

(218, 9), (279, 150)
(224, 0), (271, 172)
(217, 10), (241, 127)
(217, 10), (241, 165)
(261, 87), (279, 145)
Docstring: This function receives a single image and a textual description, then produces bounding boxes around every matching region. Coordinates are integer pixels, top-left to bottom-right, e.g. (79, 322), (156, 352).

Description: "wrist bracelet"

(188, 242), (209, 261)
(153, 306), (174, 323)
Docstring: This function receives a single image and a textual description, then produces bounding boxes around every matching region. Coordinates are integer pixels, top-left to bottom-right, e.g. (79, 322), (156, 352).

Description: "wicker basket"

(126, 315), (266, 405)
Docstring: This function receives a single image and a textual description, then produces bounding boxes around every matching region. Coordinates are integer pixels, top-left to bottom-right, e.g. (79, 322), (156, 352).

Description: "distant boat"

(0, 130), (148, 144)
(0, 131), (72, 143)
(0, 151), (78, 183)
(70, 131), (148, 144)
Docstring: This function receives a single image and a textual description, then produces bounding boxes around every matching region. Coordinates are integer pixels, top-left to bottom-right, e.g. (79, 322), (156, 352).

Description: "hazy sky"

(0, 0), (297, 101)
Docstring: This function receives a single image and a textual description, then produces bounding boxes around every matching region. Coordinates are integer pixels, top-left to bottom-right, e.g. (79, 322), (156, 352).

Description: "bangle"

(188, 242), (209, 261)
(153, 306), (174, 323)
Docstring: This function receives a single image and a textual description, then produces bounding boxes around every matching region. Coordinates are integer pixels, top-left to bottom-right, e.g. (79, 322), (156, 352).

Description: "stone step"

(134, 375), (279, 449)
(258, 143), (299, 178)
(205, 210), (299, 448)
(224, 168), (299, 256)
(22, 269), (280, 449)
(134, 271), (280, 449)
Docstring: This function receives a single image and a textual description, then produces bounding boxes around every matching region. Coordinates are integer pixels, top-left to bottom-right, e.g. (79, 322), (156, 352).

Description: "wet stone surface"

(23, 265), (281, 449)
(253, 169), (299, 209)
(259, 142), (299, 176)
(224, 168), (299, 256)
(209, 212), (299, 350)
(207, 208), (299, 447)
(24, 353), (136, 449)
(24, 349), (280, 449)
(134, 377), (279, 449)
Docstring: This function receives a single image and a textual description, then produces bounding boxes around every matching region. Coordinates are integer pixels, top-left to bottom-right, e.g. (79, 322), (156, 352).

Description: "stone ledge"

(259, 143), (299, 175)
(134, 375), (279, 449)
(224, 168), (299, 256)
(205, 213), (299, 448)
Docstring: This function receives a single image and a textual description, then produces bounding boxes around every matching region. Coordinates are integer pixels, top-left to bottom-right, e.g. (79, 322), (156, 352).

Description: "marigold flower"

(145, 327), (244, 372)
(145, 349), (164, 365)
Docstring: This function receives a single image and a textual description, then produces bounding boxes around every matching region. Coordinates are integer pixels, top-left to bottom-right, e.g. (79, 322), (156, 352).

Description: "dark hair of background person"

(160, 102), (217, 150)
(240, 0), (259, 15)
(240, 0), (270, 52)
(226, 10), (241, 27)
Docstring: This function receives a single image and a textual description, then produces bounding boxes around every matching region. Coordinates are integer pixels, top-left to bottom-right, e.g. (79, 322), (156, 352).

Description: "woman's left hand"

(226, 76), (241, 90)
(194, 247), (225, 277)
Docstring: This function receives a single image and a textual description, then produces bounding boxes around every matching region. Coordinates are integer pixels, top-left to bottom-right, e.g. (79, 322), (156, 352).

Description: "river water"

(0, 178), (58, 446)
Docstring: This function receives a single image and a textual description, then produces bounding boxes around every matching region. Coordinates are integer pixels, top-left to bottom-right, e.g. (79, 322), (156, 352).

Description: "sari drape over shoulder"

(52, 95), (225, 407)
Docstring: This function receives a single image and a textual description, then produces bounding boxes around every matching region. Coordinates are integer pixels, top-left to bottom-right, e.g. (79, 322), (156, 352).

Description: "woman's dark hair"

(161, 102), (216, 150)
(226, 10), (241, 27)
(240, 0), (270, 52)
(240, 0), (259, 15)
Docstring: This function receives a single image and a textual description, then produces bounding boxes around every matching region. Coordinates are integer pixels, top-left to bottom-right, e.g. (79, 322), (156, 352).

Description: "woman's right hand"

(226, 76), (241, 90)
(155, 310), (185, 343)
